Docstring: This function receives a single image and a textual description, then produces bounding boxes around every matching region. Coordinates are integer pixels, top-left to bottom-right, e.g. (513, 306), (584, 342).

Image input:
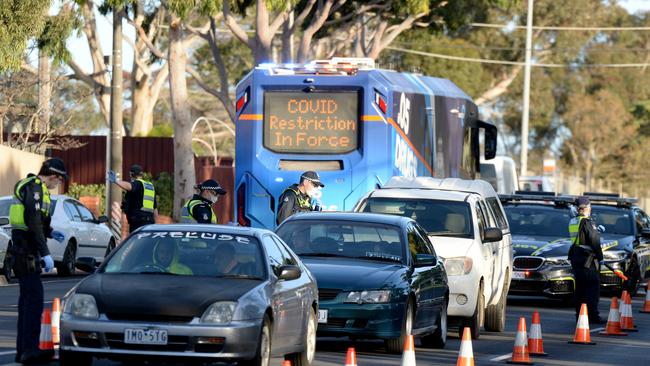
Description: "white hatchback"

(0, 195), (116, 278)
(355, 177), (512, 339)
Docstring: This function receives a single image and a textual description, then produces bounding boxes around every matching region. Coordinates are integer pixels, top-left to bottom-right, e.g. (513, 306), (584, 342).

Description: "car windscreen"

(358, 198), (473, 239)
(591, 206), (634, 236)
(504, 205), (571, 237)
(276, 220), (404, 264)
(102, 231), (266, 279)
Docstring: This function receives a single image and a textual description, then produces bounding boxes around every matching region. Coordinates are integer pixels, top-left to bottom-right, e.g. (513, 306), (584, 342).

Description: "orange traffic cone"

(282, 361), (292, 366)
(641, 282), (650, 313)
(528, 311), (547, 356)
(456, 327), (474, 366)
(345, 347), (357, 366)
(599, 297), (627, 336)
(568, 303), (596, 345)
(401, 335), (416, 366)
(620, 291), (638, 332)
(39, 308), (54, 354)
(507, 317), (533, 365)
(51, 298), (61, 344)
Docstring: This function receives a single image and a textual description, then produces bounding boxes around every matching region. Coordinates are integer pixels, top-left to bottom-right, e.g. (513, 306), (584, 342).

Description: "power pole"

(520, 0), (534, 177)
(106, 5), (124, 239)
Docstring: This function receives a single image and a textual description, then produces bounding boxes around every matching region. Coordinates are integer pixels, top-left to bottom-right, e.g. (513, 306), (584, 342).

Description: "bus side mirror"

(478, 120), (498, 160)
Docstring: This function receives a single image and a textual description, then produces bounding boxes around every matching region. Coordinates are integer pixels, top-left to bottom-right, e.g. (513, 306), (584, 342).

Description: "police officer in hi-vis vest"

(9, 158), (67, 364)
(108, 164), (157, 233)
(180, 179), (227, 224)
(568, 196), (605, 324)
(276, 171), (324, 225)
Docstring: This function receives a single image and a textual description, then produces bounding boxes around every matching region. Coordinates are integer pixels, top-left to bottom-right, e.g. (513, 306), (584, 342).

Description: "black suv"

(502, 192), (650, 298)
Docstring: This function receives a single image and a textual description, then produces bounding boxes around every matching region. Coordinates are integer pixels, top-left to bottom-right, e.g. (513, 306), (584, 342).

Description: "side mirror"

(483, 227), (503, 243)
(414, 254), (436, 267)
(641, 228), (650, 239)
(0, 217), (9, 226)
(75, 257), (97, 273)
(97, 215), (109, 224)
(478, 120), (498, 160)
(277, 265), (301, 281)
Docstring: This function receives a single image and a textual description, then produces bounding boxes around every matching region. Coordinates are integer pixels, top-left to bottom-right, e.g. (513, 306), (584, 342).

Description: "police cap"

(42, 158), (68, 180)
(576, 196), (591, 208)
(130, 164), (144, 175)
(300, 171), (324, 188)
(197, 179), (226, 195)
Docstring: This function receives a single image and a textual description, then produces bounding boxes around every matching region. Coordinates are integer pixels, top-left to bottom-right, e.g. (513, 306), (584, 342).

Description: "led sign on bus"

(263, 92), (358, 154)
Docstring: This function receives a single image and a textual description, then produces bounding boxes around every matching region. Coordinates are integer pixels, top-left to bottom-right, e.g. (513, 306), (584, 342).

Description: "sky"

(37, 1), (650, 76)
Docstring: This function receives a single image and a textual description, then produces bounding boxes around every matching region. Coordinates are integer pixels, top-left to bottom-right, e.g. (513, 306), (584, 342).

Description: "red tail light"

(375, 92), (387, 114)
(237, 184), (251, 227)
(236, 88), (249, 113)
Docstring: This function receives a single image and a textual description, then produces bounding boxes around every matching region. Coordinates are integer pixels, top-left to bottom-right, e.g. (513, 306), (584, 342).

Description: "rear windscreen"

(263, 91), (358, 154)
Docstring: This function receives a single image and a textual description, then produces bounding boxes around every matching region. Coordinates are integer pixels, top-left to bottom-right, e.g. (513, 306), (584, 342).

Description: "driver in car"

(214, 242), (248, 275)
(153, 240), (193, 275)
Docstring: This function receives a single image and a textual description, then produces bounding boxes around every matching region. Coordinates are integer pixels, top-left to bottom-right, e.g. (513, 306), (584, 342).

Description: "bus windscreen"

(263, 91), (358, 154)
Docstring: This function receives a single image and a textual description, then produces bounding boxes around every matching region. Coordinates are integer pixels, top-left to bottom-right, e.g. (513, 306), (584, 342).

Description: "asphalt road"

(0, 273), (648, 366)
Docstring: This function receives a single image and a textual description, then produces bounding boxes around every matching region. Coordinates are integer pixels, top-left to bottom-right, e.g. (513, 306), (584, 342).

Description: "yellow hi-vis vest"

(136, 179), (155, 213)
(9, 176), (51, 231)
(180, 199), (217, 224)
(569, 215), (593, 251)
(283, 186), (312, 211)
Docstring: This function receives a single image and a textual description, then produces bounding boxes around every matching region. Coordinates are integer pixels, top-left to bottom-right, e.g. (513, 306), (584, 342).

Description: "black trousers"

(128, 215), (154, 233)
(16, 272), (44, 359)
(572, 265), (600, 319)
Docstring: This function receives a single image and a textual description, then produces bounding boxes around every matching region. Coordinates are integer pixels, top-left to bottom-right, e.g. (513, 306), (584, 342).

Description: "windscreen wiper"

(299, 253), (341, 257)
(216, 274), (263, 280)
(138, 271), (180, 275)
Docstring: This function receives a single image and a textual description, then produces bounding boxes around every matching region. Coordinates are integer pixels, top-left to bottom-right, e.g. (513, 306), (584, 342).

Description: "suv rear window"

(359, 198), (473, 239)
(504, 205), (571, 237)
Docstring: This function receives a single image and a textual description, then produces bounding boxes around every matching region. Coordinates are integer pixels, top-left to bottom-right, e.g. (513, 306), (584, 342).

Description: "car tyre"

(285, 307), (317, 366)
(56, 240), (76, 277)
(239, 315), (271, 366)
(421, 297), (447, 349)
(104, 238), (116, 259)
(460, 284), (484, 340)
(59, 350), (92, 366)
(3, 245), (13, 282)
(385, 299), (413, 354)
(484, 284), (506, 332)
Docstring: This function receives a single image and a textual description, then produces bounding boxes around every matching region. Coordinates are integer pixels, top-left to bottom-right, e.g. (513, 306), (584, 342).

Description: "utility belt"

(8, 235), (43, 275)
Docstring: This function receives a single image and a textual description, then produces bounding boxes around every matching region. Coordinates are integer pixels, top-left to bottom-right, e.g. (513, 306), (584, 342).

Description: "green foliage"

(67, 183), (107, 214)
(0, 0), (50, 72)
(153, 172), (174, 216)
(38, 8), (81, 65)
(147, 122), (174, 137)
(168, 0), (199, 19)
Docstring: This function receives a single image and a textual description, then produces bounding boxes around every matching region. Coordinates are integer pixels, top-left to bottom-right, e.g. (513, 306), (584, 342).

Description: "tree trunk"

(168, 14), (196, 221)
(37, 50), (51, 134)
(131, 83), (154, 136)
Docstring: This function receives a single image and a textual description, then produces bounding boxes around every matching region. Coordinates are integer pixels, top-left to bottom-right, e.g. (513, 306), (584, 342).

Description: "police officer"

(9, 158), (67, 364)
(107, 164), (157, 233)
(568, 196), (605, 324)
(180, 179), (226, 223)
(276, 171), (324, 225)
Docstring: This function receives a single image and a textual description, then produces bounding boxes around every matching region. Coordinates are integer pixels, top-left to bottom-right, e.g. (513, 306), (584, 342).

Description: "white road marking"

(590, 327), (605, 332)
(0, 350), (15, 355)
(490, 353), (512, 362)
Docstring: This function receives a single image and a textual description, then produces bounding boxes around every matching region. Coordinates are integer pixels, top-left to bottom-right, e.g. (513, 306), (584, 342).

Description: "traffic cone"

(345, 347), (357, 366)
(39, 308), (54, 354)
(641, 282), (650, 313)
(620, 291), (638, 332)
(568, 303), (596, 345)
(282, 361), (292, 366)
(456, 327), (474, 366)
(528, 311), (547, 356)
(598, 297), (627, 336)
(506, 317), (533, 365)
(51, 298), (61, 344)
(401, 335), (416, 366)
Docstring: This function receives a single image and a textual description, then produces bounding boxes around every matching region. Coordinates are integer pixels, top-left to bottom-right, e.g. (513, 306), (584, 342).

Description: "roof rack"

(565, 193), (638, 206)
(500, 192), (577, 207)
(583, 192), (620, 198)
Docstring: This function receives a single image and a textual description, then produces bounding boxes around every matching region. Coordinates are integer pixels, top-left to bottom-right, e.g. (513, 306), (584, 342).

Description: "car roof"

(368, 187), (471, 202)
(137, 224), (274, 236)
(0, 194), (73, 201)
(382, 177), (497, 198)
(281, 212), (411, 227)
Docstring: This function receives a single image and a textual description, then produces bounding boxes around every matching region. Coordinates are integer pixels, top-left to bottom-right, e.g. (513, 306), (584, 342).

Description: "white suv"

(354, 177), (512, 339)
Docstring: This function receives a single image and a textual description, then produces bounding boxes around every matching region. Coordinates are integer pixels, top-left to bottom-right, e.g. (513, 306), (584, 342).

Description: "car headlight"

(344, 290), (391, 304)
(63, 294), (99, 319)
(545, 257), (571, 267)
(200, 302), (237, 324)
(443, 257), (473, 276)
(603, 250), (629, 261)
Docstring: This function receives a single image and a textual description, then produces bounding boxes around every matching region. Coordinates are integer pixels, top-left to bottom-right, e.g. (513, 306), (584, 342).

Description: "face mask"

(210, 194), (219, 204)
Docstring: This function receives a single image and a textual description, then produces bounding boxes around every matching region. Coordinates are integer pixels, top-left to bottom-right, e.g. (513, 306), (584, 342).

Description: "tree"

(0, 0), (50, 72)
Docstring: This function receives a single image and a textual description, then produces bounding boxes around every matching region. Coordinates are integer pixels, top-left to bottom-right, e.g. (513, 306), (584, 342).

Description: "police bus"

(234, 58), (497, 229)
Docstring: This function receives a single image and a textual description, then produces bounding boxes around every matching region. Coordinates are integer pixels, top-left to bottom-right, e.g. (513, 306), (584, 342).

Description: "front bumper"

(60, 314), (262, 361)
(509, 267), (575, 298)
(317, 302), (404, 339)
(446, 275), (479, 317)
